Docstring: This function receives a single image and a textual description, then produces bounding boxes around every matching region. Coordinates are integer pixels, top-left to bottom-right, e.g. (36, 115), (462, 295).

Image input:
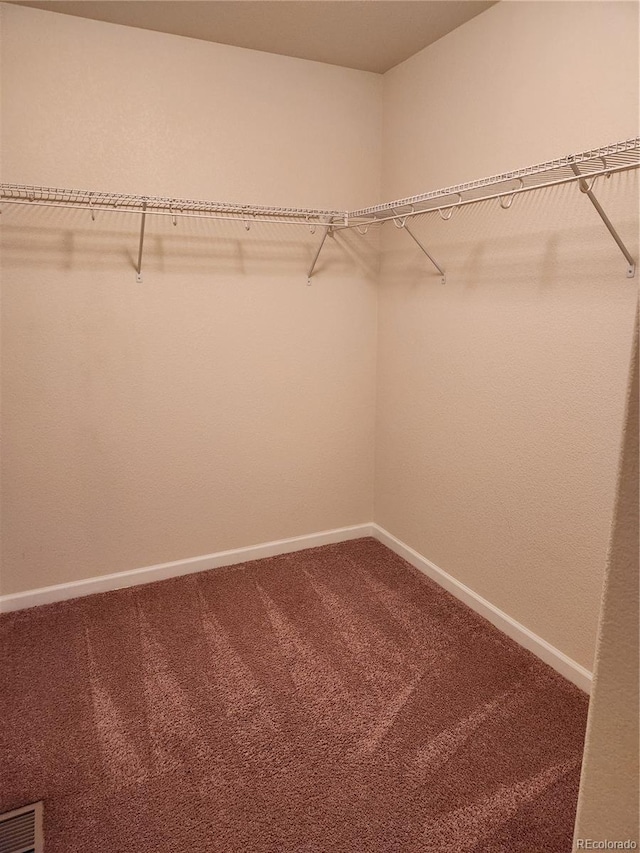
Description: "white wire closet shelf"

(0, 186), (345, 226)
(1, 137), (638, 283)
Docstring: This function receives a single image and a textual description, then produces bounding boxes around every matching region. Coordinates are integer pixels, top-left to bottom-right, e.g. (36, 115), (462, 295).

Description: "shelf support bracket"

(570, 163), (635, 278)
(136, 202), (148, 283)
(307, 223), (332, 285)
(403, 223), (446, 284)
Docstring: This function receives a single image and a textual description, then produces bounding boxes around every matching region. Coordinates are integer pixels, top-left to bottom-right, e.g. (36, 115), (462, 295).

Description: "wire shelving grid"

(1, 137), (638, 282)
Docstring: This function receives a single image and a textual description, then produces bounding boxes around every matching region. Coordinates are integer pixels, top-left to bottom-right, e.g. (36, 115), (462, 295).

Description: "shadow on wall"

(3, 169), (636, 286)
(379, 171), (639, 293)
(0, 207), (380, 281)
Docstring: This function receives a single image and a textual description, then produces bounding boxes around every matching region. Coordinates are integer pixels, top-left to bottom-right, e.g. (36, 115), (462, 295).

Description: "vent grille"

(0, 802), (43, 853)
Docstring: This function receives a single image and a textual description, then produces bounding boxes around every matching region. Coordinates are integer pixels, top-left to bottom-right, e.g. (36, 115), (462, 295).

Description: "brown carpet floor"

(0, 538), (588, 852)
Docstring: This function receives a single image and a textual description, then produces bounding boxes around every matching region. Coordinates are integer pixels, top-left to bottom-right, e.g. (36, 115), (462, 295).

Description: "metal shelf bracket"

(307, 223), (333, 285)
(403, 222), (446, 284)
(136, 201), (148, 283)
(570, 163), (636, 278)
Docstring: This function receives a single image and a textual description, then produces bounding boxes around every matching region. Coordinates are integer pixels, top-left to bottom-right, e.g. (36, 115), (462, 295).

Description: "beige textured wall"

(376, 0), (639, 670)
(0, 3), (381, 594)
(573, 319), (639, 846)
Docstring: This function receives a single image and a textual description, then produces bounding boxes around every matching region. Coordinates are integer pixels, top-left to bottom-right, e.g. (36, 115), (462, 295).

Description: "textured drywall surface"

(0, 3), (381, 594)
(376, 0), (639, 670)
(573, 319), (639, 846)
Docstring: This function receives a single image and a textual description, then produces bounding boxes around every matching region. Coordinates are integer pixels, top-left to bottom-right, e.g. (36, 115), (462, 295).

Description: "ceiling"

(9, 1), (497, 73)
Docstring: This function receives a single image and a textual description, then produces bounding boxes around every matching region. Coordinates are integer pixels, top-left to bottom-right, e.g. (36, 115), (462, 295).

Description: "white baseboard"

(0, 523), (374, 614)
(0, 519), (592, 693)
(370, 523), (592, 694)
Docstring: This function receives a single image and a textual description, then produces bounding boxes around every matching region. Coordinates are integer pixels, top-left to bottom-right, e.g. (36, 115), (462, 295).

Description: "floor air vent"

(0, 802), (43, 853)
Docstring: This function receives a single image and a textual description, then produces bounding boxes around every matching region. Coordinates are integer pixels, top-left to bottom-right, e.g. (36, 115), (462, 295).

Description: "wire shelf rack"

(347, 137), (640, 223)
(0, 184), (345, 227)
(1, 137), (638, 282)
